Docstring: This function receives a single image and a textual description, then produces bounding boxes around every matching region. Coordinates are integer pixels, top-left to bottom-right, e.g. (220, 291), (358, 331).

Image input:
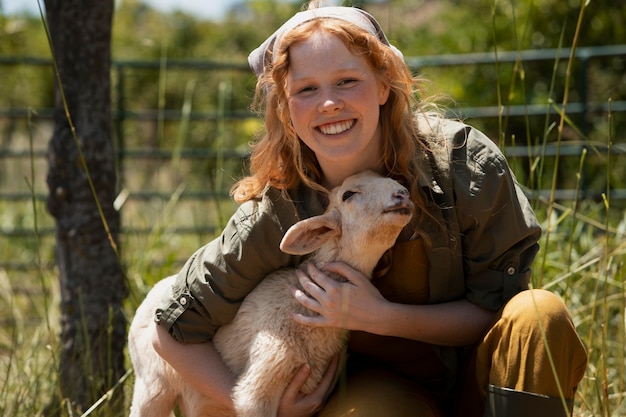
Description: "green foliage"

(0, 15), (52, 111)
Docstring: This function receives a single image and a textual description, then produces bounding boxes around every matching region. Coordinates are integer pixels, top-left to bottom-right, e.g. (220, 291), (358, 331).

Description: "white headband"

(248, 6), (403, 77)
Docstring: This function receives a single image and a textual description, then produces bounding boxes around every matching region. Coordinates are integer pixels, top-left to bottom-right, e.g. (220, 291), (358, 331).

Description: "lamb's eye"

(342, 190), (357, 201)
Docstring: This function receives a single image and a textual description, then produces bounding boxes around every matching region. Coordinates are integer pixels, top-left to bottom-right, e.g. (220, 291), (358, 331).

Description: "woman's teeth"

(319, 120), (354, 135)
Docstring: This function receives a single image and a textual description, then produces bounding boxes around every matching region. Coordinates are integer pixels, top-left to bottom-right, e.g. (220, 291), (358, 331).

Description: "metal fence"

(1, 45), (626, 270)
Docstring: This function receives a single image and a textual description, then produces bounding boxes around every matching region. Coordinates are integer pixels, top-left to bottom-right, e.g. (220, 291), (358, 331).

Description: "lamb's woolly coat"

(129, 170), (413, 417)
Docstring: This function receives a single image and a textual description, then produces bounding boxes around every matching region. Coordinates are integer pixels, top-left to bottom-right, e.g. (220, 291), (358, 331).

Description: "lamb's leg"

(178, 385), (236, 417)
(129, 374), (177, 417)
(232, 365), (289, 417)
(128, 277), (179, 417)
(231, 344), (300, 417)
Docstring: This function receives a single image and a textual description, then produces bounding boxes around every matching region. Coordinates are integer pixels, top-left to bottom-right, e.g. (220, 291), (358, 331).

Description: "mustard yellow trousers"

(318, 289), (588, 417)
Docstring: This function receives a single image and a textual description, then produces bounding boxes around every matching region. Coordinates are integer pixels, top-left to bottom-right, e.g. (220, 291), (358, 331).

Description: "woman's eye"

(297, 86), (315, 94)
(342, 190), (357, 201)
(338, 78), (358, 87)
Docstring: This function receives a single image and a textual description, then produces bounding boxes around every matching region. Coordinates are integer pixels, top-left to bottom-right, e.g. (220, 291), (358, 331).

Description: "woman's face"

(285, 31), (390, 186)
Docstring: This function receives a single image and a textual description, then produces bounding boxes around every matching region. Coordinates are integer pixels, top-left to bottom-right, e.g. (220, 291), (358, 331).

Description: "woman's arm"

(373, 296), (495, 346)
(291, 261), (495, 346)
(151, 322), (236, 410)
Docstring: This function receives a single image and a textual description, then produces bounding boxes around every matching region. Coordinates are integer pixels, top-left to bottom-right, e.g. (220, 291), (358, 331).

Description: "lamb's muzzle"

(384, 187), (412, 215)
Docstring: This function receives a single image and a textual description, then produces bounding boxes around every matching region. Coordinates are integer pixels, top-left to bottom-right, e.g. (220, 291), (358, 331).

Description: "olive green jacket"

(155, 117), (541, 354)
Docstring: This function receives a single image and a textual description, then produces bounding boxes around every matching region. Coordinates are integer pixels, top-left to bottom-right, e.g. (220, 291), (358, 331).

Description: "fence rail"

(2, 45), (626, 270)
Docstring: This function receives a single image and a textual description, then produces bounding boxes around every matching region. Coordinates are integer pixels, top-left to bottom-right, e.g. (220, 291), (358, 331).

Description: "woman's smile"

(317, 119), (355, 135)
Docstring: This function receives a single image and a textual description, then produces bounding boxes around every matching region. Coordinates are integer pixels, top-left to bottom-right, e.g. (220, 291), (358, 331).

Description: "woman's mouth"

(318, 120), (355, 135)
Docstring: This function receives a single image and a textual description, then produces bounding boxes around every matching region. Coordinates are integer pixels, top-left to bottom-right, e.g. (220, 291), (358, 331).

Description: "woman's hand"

(277, 354), (341, 417)
(290, 262), (386, 332)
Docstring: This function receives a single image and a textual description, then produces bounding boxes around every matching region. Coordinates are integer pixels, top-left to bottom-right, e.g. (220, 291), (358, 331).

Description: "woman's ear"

(378, 76), (391, 106)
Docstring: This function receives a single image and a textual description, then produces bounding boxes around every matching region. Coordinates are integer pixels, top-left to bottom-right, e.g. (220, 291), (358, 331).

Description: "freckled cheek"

(352, 88), (378, 107)
(287, 99), (313, 130)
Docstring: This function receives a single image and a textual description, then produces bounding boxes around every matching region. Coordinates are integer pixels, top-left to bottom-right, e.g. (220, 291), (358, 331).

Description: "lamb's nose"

(393, 188), (410, 203)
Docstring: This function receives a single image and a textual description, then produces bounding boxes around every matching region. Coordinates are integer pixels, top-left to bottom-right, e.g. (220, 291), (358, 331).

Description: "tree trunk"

(44, 0), (127, 414)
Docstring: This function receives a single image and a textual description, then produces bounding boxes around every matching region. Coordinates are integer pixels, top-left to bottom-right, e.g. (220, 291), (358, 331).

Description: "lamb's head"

(280, 170), (413, 276)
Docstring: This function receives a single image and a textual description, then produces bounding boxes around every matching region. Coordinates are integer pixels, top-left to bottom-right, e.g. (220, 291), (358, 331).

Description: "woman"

(151, 3), (587, 416)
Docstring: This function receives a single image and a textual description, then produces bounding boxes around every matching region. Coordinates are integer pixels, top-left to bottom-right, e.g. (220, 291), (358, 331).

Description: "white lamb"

(128, 170), (414, 417)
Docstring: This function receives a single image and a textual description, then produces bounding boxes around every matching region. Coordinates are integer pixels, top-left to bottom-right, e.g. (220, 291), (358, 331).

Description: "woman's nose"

(317, 89), (343, 113)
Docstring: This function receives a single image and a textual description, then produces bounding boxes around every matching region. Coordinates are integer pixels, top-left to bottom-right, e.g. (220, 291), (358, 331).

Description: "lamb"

(128, 170), (414, 417)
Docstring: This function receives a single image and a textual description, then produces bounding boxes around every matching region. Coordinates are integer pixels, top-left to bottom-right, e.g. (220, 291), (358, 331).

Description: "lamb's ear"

(280, 209), (341, 255)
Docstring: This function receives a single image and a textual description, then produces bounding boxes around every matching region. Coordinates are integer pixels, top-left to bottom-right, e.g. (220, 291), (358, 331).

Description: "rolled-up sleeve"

(453, 128), (541, 311)
(155, 187), (301, 343)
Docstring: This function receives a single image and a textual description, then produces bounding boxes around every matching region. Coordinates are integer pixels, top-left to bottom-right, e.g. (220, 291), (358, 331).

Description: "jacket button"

(506, 267), (516, 276)
(179, 297), (187, 305)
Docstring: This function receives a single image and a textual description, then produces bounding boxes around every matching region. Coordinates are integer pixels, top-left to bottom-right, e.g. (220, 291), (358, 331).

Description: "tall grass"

(492, 3), (625, 414)
(1, 3), (625, 417)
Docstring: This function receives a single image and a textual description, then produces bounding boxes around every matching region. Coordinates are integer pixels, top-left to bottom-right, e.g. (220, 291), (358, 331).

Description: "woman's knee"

(502, 289), (572, 331)
(487, 289), (587, 398)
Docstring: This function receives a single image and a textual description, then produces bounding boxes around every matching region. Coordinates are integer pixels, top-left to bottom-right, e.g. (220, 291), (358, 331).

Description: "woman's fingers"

(277, 364), (319, 417)
(283, 363), (311, 400)
(277, 357), (343, 417)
